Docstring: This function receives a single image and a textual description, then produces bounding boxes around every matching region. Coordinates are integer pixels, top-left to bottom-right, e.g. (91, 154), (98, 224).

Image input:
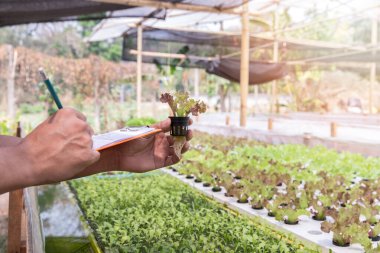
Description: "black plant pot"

(332, 240), (350, 247)
(234, 175), (242, 180)
(224, 193), (234, 197)
(237, 198), (249, 204)
(370, 235), (380, 242)
(194, 178), (202, 183)
(312, 215), (326, 221)
(212, 186), (222, 192)
(172, 168), (178, 172)
(252, 205), (264, 210)
(186, 175), (194, 179)
(284, 220), (299, 225)
(169, 116), (189, 136)
(203, 182), (211, 187)
(268, 211), (275, 217)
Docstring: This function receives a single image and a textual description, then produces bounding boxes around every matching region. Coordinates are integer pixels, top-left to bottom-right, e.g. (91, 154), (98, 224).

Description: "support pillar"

(194, 68), (200, 98)
(369, 17), (377, 114)
(7, 45), (17, 120)
(239, 2), (250, 127)
(136, 25), (143, 118)
(271, 3), (280, 114)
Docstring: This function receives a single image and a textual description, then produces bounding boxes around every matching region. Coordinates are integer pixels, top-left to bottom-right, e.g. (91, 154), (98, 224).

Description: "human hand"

(19, 108), (100, 185)
(112, 118), (193, 173)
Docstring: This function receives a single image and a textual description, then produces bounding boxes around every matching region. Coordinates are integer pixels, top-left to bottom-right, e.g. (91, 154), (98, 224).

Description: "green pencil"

(38, 68), (63, 109)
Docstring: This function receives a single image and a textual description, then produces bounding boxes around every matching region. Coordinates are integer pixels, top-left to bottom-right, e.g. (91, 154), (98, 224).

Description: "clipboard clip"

(120, 126), (150, 132)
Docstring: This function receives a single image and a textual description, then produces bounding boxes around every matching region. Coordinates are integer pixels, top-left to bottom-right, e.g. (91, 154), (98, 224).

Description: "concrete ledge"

(192, 124), (379, 157)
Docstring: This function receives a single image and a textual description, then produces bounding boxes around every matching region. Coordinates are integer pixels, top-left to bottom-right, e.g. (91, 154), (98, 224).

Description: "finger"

(88, 126), (95, 136)
(181, 142), (190, 154)
(151, 118), (171, 132)
(167, 135), (175, 146)
(60, 108), (87, 121)
(164, 155), (180, 167)
(73, 110), (87, 122)
(90, 151), (101, 164)
(84, 150), (100, 167)
(186, 130), (193, 141)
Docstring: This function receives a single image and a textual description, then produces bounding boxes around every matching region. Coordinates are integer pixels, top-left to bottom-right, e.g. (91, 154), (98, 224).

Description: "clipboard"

(92, 127), (162, 151)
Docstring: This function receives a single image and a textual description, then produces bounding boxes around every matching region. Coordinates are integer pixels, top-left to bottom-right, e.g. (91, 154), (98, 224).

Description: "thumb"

(84, 150), (101, 167)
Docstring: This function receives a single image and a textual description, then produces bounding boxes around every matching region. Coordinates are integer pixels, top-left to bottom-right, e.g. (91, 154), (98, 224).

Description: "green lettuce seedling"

(160, 92), (206, 158)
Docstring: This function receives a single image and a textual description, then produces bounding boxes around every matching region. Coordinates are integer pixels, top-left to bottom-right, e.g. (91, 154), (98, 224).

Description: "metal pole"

(369, 17), (377, 114)
(239, 2), (250, 127)
(136, 25), (143, 118)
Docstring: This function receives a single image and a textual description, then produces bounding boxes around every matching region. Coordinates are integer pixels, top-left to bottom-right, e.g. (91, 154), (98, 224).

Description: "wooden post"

(136, 25), (143, 118)
(303, 132), (312, 147)
(226, 115), (230, 126)
(268, 118), (273, 130)
(369, 17), (377, 114)
(270, 3), (279, 114)
(253, 85), (259, 114)
(7, 45), (17, 120)
(194, 68), (200, 98)
(239, 2), (250, 127)
(93, 58), (101, 132)
(330, 122), (337, 138)
(8, 122), (24, 253)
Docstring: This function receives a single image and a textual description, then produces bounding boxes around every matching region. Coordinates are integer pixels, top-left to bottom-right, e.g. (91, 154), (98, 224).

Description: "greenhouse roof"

(0, 0), (170, 27)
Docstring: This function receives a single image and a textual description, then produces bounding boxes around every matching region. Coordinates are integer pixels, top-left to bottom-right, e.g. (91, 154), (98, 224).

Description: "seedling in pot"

(369, 223), (380, 242)
(275, 208), (309, 225)
(321, 206), (372, 250)
(160, 92), (207, 158)
(237, 193), (249, 204)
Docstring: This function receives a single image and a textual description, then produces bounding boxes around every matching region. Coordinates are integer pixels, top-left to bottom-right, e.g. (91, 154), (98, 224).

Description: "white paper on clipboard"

(92, 127), (161, 151)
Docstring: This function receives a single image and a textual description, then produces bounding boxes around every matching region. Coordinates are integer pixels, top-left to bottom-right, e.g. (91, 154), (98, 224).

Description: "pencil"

(38, 68), (63, 109)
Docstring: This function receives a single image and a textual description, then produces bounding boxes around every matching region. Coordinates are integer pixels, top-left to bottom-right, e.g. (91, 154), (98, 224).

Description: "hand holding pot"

(112, 118), (193, 173)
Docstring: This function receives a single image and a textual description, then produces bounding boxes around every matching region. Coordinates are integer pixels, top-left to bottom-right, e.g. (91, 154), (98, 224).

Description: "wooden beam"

(7, 189), (23, 253)
(91, 0), (244, 15)
(136, 25), (143, 118)
(240, 2), (250, 127)
(128, 49), (215, 61)
(7, 122), (23, 253)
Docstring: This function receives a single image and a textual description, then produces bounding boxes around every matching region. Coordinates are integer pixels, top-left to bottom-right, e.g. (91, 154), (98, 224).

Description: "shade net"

(202, 58), (287, 85)
(123, 30), (288, 85)
(0, 0), (165, 27)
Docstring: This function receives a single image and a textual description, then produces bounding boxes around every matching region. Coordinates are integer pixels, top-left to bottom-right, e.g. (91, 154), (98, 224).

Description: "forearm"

(71, 149), (120, 179)
(0, 135), (22, 147)
(0, 145), (35, 194)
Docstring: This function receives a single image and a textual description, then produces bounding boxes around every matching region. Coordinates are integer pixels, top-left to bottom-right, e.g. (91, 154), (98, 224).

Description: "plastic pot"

(284, 220), (299, 225)
(169, 116), (190, 136)
(194, 178), (202, 183)
(203, 182), (211, 187)
(186, 175), (194, 179)
(312, 214), (326, 221)
(237, 198), (249, 204)
(252, 204), (264, 210)
(212, 186), (222, 192)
